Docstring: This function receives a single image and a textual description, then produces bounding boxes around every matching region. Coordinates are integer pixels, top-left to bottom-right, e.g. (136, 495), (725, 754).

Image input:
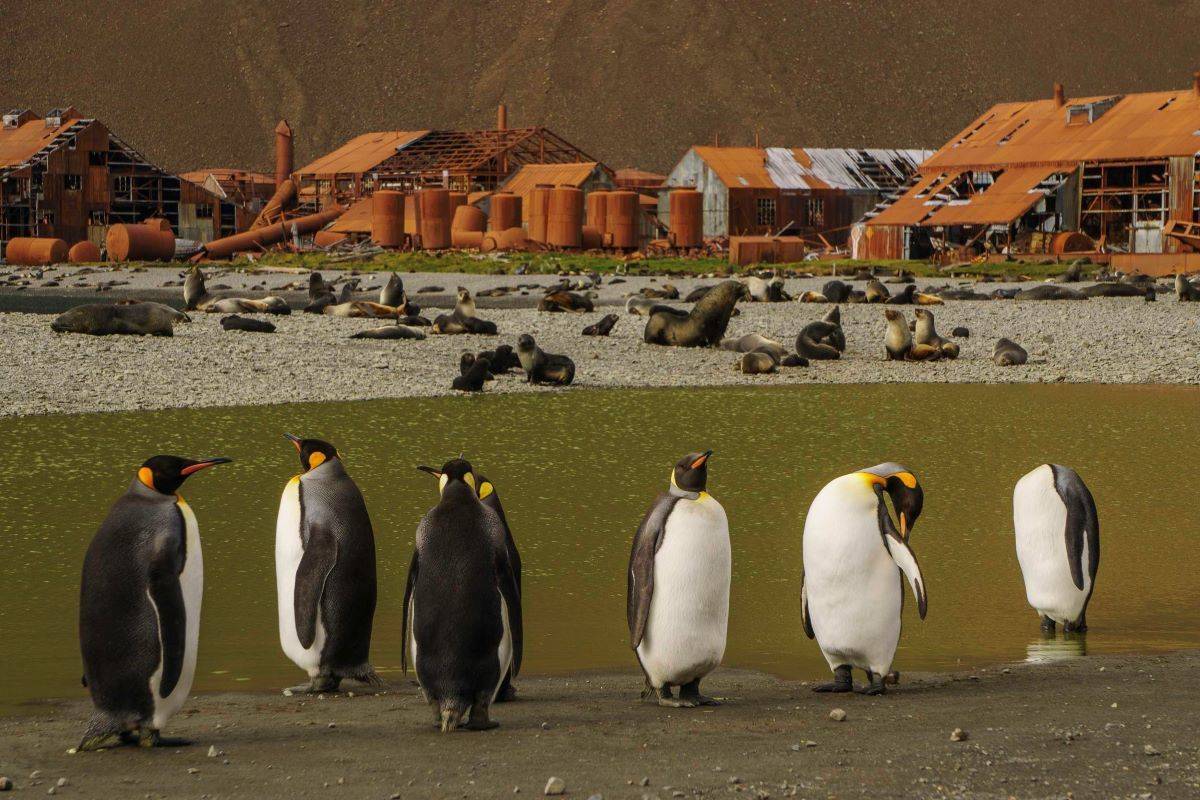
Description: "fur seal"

(433, 288), (498, 334)
(516, 334), (575, 385)
(1176, 273), (1200, 301)
(951, 326), (970, 338)
(51, 302), (188, 336)
(798, 290), (828, 303)
(349, 321), (426, 340)
(781, 353), (809, 367)
(743, 275), (790, 302)
(719, 333), (788, 363)
(885, 285), (917, 304)
(938, 287), (991, 301)
(338, 279), (360, 303)
(737, 350), (778, 374)
(459, 352), (495, 381)
(1015, 284), (1086, 301)
(319, 300), (400, 318)
(539, 290), (595, 312)
(684, 285), (713, 303)
(914, 291), (945, 305)
(204, 297), (291, 315)
(476, 345), (520, 373)
(993, 337), (1028, 366)
(795, 321), (842, 360)
(452, 355), (492, 392)
(883, 309), (940, 361)
(643, 280), (746, 347)
(582, 313), (619, 336)
(220, 314), (276, 333)
(820, 306), (847, 352)
(913, 308), (960, 359)
(1079, 282), (1146, 298)
(183, 266), (207, 310)
(626, 296), (682, 316)
(865, 278), (890, 303)
(822, 280), (851, 303)
(309, 272), (335, 305)
(641, 283), (680, 300)
(380, 272), (404, 307)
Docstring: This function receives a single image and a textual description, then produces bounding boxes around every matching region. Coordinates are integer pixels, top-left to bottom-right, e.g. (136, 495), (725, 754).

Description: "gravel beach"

(3, 652), (1198, 799)
(3, 266), (1199, 417)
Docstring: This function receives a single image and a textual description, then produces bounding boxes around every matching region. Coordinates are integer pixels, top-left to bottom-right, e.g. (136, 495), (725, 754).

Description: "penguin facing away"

(801, 463), (927, 695)
(403, 458), (523, 731)
(474, 473), (522, 702)
(276, 434), (381, 693)
(628, 450), (730, 707)
(1012, 464), (1099, 634)
(78, 455), (232, 750)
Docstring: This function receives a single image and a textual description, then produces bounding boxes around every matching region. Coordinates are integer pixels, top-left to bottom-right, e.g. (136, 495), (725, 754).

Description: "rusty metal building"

(1, 107), (233, 253)
(661, 146), (930, 244)
(180, 168), (276, 232)
(496, 161), (614, 225)
(861, 78), (1200, 272)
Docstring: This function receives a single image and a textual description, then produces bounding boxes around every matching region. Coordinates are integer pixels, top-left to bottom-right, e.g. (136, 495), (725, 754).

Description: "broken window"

(756, 197), (776, 227)
(64, 174), (82, 191)
(114, 175), (132, 195)
(88, 150), (107, 166)
(89, 210), (107, 225)
(807, 197), (824, 228)
(194, 203), (213, 219)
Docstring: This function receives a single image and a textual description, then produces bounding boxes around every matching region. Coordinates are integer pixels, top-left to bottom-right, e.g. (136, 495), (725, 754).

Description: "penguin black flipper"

(294, 521), (337, 650)
(147, 522), (188, 698)
(1051, 465), (1100, 592)
(401, 550), (418, 674)
(496, 547), (523, 678)
(800, 576), (815, 639)
(627, 494), (678, 648)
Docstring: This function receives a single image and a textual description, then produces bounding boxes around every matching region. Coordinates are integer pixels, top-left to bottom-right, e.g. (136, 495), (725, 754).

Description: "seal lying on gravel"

(819, 306), (847, 352)
(539, 290), (594, 312)
(938, 287), (992, 301)
(913, 309), (960, 359)
(736, 350), (778, 374)
(1080, 282), (1147, 298)
(640, 283), (680, 300)
(476, 344), (520, 373)
(719, 333), (788, 363)
(796, 321), (842, 360)
(349, 321), (426, 340)
(865, 279), (890, 303)
(319, 300), (405, 318)
(626, 296), (680, 316)
(433, 288), (498, 335)
(582, 314), (619, 336)
(993, 337), (1028, 366)
(451, 355), (492, 392)
(952, 326), (970, 338)
(1015, 284), (1087, 301)
(885, 285), (918, 304)
(684, 285), (713, 303)
(643, 280), (745, 347)
(883, 309), (940, 361)
(220, 314), (275, 333)
(822, 280), (851, 303)
(516, 334), (575, 385)
(185, 266), (291, 314)
(51, 302), (188, 336)
(798, 290), (828, 302)
(743, 275), (790, 302)
(1175, 273), (1200, 301)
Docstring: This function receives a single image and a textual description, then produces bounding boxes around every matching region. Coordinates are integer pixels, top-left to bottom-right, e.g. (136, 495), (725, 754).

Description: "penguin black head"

(138, 455), (232, 495)
(284, 433), (339, 472)
(416, 457), (476, 495)
(859, 462), (923, 539)
(671, 450), (713, 495)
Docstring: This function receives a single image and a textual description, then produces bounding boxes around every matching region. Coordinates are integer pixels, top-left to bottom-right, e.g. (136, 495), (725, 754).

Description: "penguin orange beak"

(284, 433), (302, 453)
(180, 457), (233, 476)
(690, 450), (713, 469)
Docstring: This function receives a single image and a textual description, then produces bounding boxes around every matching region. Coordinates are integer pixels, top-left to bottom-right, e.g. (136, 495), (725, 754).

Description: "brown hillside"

(3, 1), (1200, 175)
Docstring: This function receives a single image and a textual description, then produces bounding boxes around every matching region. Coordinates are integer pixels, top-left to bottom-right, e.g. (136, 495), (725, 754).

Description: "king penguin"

(474, 473), (522, 701)
(627, 450), (730, 707)
(403, 458), (522, 731)
(276, 434), (381, 693)
(801, 463), (928, 695)
(78, 454), (231, 750)
(1012, 464), (1099, 634)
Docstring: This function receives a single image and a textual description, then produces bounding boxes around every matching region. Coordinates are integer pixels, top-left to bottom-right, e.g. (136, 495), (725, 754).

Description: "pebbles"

(829, 708), (847, 722)
(950, 728), (969, 742)
(544, 776), (566, 795)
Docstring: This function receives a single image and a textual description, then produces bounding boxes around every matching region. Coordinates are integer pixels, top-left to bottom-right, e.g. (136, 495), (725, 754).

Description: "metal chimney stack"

(275, 120), (294, 188)
(1053, 82), (1066, 108)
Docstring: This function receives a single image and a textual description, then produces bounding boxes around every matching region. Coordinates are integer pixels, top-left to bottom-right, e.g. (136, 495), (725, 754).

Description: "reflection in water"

(1026, 634), (1088, 664)
(1, 383), (1199, 709)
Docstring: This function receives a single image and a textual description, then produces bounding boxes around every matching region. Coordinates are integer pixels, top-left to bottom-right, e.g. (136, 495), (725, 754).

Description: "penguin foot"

(647, 685), (690, 707)
(679, 679), (722, 706)
(464, 696), (499, 730)
(462, 718), (500, 731)
(495, 683), (518, 703)
(856, 672), (887, 696)
(885, 671), (901, 685)
(138, 730), (192, 748)
(1040, 616), (1057, 635)
(812, 666), (853, 693)
(1064, 614), (1087, 635)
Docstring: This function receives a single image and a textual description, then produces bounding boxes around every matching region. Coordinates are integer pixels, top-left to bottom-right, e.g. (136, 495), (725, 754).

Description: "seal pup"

(864, 278), (890, 303)
(719, 333), (788, 363)
(539, 290), (595, 312)
(78, 455), (232, 749)
(220, 314), (276, 333)
(516, 334), (575, 385)
(628, 451), (729, 707)
(795, 321), (841, 360)
(52, 302), (188, 336)
(883, 309), (939, 361)
(643, 280), (745, 347)
(403, 458), (522, 731)
(992, 337), (1028, 366)
(452, 356), (493, 392)
(476, 344), (520, 374)
(582, 313), (619, 336)
(276, 435), (381, 693)
(459, 351), (495, 381)
(736, 350), (779, 374)
(1013, 464), (1099, 634)
(951, 326), (970, 338)
(913, 308), (960, 359)
(802, 463), (927, 695)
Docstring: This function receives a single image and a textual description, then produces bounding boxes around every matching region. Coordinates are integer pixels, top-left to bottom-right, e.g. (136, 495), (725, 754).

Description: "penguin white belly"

(803, 492), (901, 676)
(492, 594), (513, 702)
(275, 479), (326, 676)
(149, 499), (203, 730)
(637, 495), (730, 688)
(1014, 467), (1090, 625)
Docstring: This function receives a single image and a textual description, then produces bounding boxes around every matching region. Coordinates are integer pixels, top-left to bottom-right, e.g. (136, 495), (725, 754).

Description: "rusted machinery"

(371, 190), (404, 248)
(547, 186), (583, 248)
(417, 189), (452, 250)
(106, 222), (176, 262)
(4, 237), (68, 266)
(528, 184), (552, 242)
(668, 189), (702, 248)
(604, 190), (638, 249)
(251, 176), (298, 230)
(68, 241), (102, 263)
(195, 206), (345, 259)
(489, 192), (521, 231)
(275, 120), (293, 188)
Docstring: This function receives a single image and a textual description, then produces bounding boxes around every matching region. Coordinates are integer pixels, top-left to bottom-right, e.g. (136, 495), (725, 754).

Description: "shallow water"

(1, 384), (1197, 710)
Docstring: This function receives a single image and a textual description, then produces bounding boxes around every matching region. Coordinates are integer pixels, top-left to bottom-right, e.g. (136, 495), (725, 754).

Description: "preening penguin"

(475, 473), (523, 702)
(628, 450), (730, 707)
(1013, 464), (1099, 634)
(78, 455), (232, 750)
(403, 458), (523, 731)
(801, 463), (927, 695)
(276, 435), (380, 693)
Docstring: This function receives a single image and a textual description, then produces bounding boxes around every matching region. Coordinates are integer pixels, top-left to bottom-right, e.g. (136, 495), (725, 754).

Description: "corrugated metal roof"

(694, 146), (932, 192)
(0, 115), (82, 170)
(920, 165), (1068, 226)
(692, 147), (774, 189)
(499, 161), (601, 197)
(296, 130), (429, 176)
(867, 170), (966, 226)
(926, 88), (1200, 169)
(326, 195), (373, 234)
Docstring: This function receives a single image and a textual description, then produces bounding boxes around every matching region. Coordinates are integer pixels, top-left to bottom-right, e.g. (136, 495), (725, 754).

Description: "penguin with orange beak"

(78, 455), (231, 750)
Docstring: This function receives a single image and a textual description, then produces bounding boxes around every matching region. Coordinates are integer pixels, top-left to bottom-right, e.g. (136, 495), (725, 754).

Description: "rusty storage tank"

(449, 192), (468, 215)
(452, 204), (487, 234)
(68, 240), (102, 263)
(417, 189), (452, 250)
(106, 223), (176, 262)
(668, 189), (703, 248)
(586, 190), (610, 233)
(546, 186), (583, 248)
(404, 192), (421, 237)
(489, 192), (521, 231)
(451, 230), (484, 249)
(371, 190), (405, 248)
(581, 225), (603, 250)
(605, 191), (639, 249)
(527, 184), (553, 242)
(497, 227), (527, 251)
(4, 237), (68, 265)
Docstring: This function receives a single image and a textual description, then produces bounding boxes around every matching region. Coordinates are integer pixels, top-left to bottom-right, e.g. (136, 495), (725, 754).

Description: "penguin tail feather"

(77, 712), (123, 751)
(438, 700), (468, 733)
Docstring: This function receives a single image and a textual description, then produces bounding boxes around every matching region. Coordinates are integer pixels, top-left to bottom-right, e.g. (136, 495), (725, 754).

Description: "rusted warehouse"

(180, 168), (276, 232)
(660, 146), (930, 244)
(496, 162), (614, 225)
(861, 78), (1200, 272)
(1, 107), (233, 255)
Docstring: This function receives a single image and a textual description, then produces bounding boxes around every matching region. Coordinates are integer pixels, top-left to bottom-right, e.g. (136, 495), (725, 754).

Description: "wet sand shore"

(3, 651), (1197, 799)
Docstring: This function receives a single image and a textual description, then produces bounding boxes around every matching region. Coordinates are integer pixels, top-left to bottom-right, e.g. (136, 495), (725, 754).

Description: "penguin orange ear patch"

(138, 466), (155, 490)
(308, 452), (326, 470)
(478, 481), (494, 499)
